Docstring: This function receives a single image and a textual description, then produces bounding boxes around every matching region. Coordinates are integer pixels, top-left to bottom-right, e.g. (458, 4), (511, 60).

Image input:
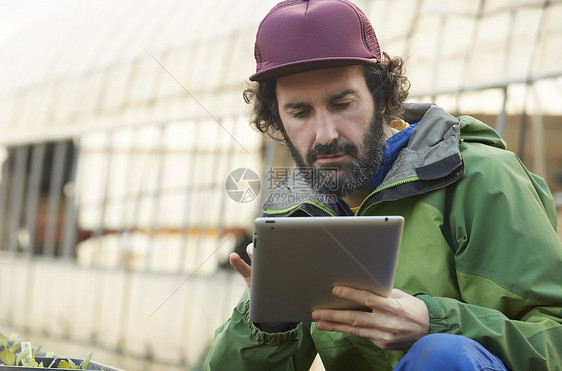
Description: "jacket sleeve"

(422, 141), (562, 371)
(205, 290), (317, 371)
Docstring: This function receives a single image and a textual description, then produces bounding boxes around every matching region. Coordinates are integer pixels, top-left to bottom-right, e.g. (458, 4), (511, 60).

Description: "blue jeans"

(394, 334), (507, 370)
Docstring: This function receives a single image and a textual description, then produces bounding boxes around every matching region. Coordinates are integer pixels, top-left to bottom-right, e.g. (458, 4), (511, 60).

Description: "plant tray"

(0, 356), (123, 371)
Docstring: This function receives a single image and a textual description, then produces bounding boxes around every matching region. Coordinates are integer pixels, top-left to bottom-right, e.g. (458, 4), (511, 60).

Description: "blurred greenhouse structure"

(0, 0), (561, 369)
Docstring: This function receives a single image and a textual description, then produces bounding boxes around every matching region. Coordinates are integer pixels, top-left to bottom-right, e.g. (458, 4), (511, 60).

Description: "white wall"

(0, 252), (245, 369)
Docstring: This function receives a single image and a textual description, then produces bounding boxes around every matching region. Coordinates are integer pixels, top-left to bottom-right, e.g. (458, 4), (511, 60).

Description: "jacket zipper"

(301, 201), (338, 216)
(356, 176), (420, 216)
(264, 200), (337, 217)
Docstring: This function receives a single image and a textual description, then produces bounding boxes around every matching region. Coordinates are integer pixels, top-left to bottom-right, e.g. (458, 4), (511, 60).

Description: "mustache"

(306, 140), (358, 163)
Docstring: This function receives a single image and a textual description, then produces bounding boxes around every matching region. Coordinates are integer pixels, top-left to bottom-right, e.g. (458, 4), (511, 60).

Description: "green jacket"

(205, 104), (562, 370)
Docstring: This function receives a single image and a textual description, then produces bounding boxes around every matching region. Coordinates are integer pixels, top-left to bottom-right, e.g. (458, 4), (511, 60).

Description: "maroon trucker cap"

(250, 0), (381, 81)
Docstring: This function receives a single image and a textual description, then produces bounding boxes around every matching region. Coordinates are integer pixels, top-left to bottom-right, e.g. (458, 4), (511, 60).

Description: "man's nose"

(314, 111), (339, 145)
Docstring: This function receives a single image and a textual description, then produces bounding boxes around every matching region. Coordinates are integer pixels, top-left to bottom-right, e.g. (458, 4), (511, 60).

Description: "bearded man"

(206, 1), (562, 370)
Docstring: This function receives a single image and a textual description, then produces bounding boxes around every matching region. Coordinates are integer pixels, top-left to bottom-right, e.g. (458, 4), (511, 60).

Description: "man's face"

(276, 65), (386, 199)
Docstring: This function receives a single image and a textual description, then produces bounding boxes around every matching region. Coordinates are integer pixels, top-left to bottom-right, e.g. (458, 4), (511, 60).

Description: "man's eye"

(333, 102), (351, 109)
(292, 111), (307, 118)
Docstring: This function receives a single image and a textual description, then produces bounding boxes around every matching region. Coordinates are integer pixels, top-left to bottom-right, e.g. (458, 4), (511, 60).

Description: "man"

(205, 0), (562, 370)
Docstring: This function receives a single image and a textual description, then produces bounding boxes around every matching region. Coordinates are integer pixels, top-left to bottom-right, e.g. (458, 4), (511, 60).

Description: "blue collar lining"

(368, 122), (417, 193)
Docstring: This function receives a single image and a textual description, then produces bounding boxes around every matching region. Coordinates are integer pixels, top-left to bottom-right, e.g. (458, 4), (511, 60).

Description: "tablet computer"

(250, 216), (404, 323)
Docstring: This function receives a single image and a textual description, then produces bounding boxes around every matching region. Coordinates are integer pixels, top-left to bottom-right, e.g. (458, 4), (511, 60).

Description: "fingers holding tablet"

(312, 287), (429, 350)
(230, 242), (254, 291)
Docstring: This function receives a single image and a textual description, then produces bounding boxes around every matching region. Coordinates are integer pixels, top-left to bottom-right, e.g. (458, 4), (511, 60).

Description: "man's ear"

(270, 101), (279, 118)
(266, 103), (287, 143)
(271, 102), (284, 130)
(276, 119), (290, 144)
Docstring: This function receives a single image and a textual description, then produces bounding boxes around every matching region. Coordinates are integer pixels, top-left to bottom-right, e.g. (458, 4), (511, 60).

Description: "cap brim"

(249, 57), (379, 82)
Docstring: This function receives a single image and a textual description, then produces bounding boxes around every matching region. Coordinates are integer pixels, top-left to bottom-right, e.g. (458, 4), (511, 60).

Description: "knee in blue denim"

(412, 334), (473, 364)
(394, 334), (506, 371)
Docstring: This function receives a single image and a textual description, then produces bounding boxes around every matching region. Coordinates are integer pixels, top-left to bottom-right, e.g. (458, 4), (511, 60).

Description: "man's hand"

(229, 243), (253, 291)
(311, 287), (429, 350)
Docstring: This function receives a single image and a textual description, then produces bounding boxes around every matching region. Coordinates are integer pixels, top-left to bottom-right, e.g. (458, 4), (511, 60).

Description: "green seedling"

(0, 332), (96, 369)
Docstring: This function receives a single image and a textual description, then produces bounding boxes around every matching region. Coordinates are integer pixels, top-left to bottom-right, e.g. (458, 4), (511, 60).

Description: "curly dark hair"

(243, 52), (410, 142)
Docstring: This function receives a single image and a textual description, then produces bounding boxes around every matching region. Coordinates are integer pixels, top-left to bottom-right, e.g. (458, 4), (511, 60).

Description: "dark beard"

(284, 114), (386, 199)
